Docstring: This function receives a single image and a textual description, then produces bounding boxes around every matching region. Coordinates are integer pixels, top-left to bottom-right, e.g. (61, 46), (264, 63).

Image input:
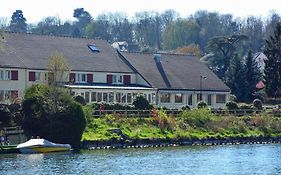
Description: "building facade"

(0, 32), (230, 109)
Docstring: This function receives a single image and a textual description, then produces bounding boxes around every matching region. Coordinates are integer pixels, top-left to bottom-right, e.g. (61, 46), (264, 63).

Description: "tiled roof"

(120, 52), (230, 91)
(0, 32), (133, 73)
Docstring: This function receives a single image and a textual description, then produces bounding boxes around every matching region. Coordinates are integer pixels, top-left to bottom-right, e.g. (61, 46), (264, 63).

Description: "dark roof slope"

(0, 32), (133, 73)
(121, 52), (230, 91)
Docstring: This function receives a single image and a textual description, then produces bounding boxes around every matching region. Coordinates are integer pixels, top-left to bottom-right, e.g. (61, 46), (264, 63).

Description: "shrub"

(197, 101), (207, 109)
(133, 96), (152, 110)
(239, 104), (253, 110)
(0, 104), (11, 126)
(74, 95), (86, 106)
(253, 99), (263, 110)
(181, 108), (213, 128)
(9, 103), (22, 126)
(22, 84), (86, 149)
(226, 101), (239, 110)
(151, 108), (176, 131)
(181, 105), (190, 111)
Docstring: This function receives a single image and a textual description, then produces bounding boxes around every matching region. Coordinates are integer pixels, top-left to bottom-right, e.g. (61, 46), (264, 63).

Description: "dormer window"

(112, 75), (123, 84)
(88, 44), (101, 53)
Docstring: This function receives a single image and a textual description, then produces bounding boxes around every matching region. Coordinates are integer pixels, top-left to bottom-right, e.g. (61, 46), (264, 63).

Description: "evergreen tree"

(264, 23), (281, 98)
(245, 50), (263, 101)
(73, 8), (92, 37)
(226, 54), (248, 102)
(206, 34), (248, 80)
(22, 84), (86, 149)
(9, 10), (27, 33)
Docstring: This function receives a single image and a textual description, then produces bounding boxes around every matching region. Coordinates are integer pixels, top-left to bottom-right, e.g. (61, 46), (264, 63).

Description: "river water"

(1, 144), (281, 175)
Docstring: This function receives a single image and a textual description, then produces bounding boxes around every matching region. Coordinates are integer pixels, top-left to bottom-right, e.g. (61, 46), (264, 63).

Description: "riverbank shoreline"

(81, 136), (281, 150)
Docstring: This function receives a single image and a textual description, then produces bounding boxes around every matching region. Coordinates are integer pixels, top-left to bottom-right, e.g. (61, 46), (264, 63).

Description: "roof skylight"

(88, 44), (101, 53)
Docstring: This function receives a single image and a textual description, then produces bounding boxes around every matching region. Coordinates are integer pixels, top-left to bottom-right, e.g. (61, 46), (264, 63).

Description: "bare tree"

(47, 51), (70, 86)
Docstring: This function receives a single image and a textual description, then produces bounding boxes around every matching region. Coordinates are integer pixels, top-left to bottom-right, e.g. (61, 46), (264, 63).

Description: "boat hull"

(18, 145), (71, 154)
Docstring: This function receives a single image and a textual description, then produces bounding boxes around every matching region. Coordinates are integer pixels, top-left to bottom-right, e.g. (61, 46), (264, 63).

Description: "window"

(82, 74), (86, 82)
(76, 73), (87, 83)
(85, 92), (90, 103)
(4, 91), (10, 101)
(127, 93), (132, 104)
(88, 44), (101, 52)
(112, 75), (123, 84)
(216, 94), (226, 103)
(91, 92), (96, 102)
(121, 93), (126, 103)
(35, 72), (41, 81)
(0, 90), (18, 102)
(109, 92), (114, 103)
(116, 92), (121, 103)
(132, 93), (137, 101)
(33, 72), (48, 81)
(197, 94), (202, 102)
(207, 94), (212, 105)
(175, 93), (183, 103)
(188, 94), (193, 106)
(152, 93), (156, 104)
(148, 94), (151, 103)
(0, 90), (4, 101)
(0, 70), (11, 80)
(144, 94), (147, 101)
(97, 92), (102, 102)
(160, 93), (170, 103)
(103, 92), (108, 102)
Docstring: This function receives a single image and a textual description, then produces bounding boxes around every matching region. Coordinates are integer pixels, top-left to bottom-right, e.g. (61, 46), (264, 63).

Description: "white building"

(0, 32), (230, 109)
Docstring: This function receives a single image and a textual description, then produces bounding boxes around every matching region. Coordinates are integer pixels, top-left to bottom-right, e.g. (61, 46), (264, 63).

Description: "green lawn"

(82, 107), (281, 141)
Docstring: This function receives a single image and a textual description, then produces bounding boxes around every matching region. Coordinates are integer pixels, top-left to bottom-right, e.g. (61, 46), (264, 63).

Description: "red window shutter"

(87, 74), (93, 83)
(29, 72), (35, 81)
(11, 70), (18, 80)
(107, 74), (112, 84)
(124, 75), (131, 85)
(69, 73), (75, 82)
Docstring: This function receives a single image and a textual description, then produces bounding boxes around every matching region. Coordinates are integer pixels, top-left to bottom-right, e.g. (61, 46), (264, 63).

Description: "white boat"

(17, 139), (72, 153)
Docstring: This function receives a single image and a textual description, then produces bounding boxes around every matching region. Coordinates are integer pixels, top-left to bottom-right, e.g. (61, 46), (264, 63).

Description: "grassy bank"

(82, 106), (281, 141)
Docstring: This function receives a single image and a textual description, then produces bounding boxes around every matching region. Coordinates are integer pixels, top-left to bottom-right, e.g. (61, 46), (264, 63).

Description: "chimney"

(153, 54), (161, 63)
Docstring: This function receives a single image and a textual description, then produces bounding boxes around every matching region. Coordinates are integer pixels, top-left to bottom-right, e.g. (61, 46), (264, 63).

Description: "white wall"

(0, 68), (28, 102)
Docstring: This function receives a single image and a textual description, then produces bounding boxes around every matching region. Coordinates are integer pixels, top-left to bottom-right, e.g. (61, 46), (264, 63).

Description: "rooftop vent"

(88, 44), (101, 53)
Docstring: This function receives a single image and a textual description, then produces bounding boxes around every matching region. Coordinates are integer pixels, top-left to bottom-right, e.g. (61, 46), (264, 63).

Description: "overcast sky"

(0, 0), (280, 24)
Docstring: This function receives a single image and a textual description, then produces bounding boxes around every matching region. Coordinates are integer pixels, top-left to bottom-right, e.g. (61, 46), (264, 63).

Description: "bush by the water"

(0, 104), (11, 126)
(22, 84), (86, 149)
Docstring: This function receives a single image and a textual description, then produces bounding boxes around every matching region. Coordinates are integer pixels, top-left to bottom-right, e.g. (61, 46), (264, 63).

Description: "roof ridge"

(120, 50), (196, 57)
(5, 31), (107, 41)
